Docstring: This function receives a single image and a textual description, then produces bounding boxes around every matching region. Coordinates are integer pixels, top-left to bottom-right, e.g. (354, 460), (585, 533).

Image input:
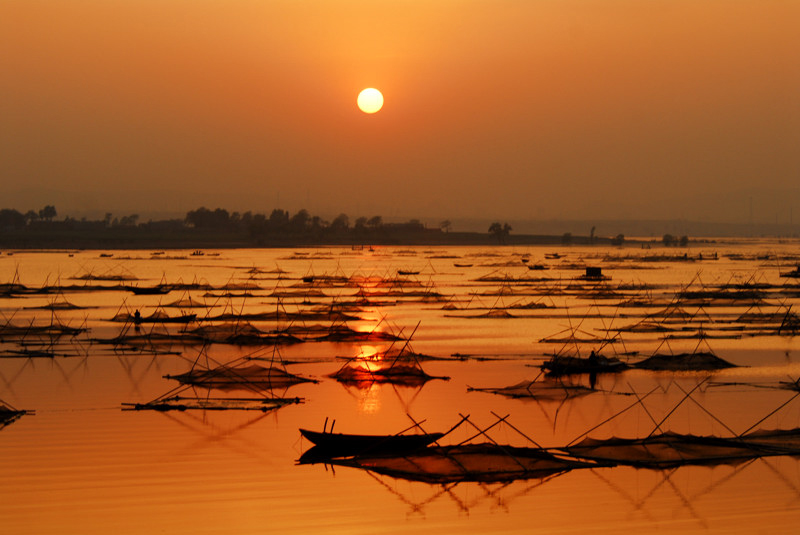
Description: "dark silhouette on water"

(0, 204), (646, 248)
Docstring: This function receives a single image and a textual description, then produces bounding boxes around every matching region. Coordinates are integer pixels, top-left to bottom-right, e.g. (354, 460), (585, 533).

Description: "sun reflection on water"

(356, 382), (382, 414)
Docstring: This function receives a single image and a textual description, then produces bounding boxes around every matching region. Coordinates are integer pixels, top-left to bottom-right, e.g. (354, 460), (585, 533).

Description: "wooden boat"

(299, 428), (444, 457)
(126, 285), (172, 295)
(541, 353), (628, 376)
(134, 311), (197, 324)
(779, 265), (800, 278)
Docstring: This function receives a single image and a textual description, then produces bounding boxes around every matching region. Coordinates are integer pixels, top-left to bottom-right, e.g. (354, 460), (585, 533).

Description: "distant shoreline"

(0, 206), (735, 250)
(0, 228), (706, 251)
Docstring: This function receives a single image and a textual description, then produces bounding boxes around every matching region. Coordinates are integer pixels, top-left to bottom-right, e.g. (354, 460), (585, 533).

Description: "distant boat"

(780, 266), (800, 278)
(544, 253), (563, 259)
(527, 264), (548, 271)
(126, 285), (172, 295)
(114, 311), (196, 324)
(541, 353), (628, 376)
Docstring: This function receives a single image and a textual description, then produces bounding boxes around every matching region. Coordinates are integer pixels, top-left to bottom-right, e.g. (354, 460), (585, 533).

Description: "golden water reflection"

(1, 244), (800, 533)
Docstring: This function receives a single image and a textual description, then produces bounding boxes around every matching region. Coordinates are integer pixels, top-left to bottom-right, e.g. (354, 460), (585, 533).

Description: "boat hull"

(299, 429), (444, 457)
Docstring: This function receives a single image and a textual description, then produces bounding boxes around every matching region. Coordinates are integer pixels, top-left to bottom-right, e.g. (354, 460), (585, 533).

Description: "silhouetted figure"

(588, 350), (599, 389)
(133, 310), (142, 325)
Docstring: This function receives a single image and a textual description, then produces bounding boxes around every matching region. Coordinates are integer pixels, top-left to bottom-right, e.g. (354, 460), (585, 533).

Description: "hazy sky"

(2, 1), (798, 223)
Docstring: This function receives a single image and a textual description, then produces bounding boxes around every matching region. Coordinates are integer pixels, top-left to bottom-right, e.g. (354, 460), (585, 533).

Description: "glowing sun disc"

(357, 88), (384, 114)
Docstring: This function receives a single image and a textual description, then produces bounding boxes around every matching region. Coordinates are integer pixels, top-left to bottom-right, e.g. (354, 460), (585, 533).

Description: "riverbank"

(0, 227), (647, 250)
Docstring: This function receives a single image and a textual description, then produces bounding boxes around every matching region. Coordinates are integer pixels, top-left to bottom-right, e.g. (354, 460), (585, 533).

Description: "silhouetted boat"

(113, 310), (197, 323)
(780, 265), (800, 278)
(126, 285), (172, 295)
(299, 428), (444, 458)
(541, 353), (628, 376)
(527, 264), (548, 270)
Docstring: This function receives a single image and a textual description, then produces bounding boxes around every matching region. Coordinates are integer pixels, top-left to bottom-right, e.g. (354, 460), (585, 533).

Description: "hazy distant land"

(1, 205), (795, 250)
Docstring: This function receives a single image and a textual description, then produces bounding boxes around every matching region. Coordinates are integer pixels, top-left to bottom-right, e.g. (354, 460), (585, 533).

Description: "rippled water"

(2, 242), (800, 534)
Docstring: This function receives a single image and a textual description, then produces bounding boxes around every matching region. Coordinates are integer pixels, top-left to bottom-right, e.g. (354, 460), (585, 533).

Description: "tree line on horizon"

(6, 205), (652, 246)
(0, 205), (520, 239)
(1, 205), (504, 245)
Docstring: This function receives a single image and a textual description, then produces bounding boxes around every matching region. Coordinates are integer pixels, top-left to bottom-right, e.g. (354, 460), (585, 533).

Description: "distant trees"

(116, 214), (139, 227)
(0, 206), (58, 229)
(489, 222), (512, 244)
(38, 205), (57, 222)
(186, 207), (232, 229)
(330, 213), (350, 232)
(0, 203), (455, 246)
(289, 209), (310, 231)
(662, 234), (689, 247)
(0, 209), (26, 229)
(269, 209), (290, 227)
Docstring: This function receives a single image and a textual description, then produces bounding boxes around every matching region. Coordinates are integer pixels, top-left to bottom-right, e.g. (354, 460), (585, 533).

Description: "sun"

(357, 88), (384, 114)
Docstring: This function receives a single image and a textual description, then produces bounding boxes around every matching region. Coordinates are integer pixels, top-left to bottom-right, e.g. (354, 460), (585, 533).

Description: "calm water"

(2, 242), (800, 534)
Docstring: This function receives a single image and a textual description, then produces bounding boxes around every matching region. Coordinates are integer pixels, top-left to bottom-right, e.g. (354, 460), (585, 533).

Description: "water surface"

(2, 242), (800, 534)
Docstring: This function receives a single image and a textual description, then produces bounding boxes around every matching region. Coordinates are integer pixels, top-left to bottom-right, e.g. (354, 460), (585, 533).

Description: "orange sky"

(1, 1), (798, 223)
